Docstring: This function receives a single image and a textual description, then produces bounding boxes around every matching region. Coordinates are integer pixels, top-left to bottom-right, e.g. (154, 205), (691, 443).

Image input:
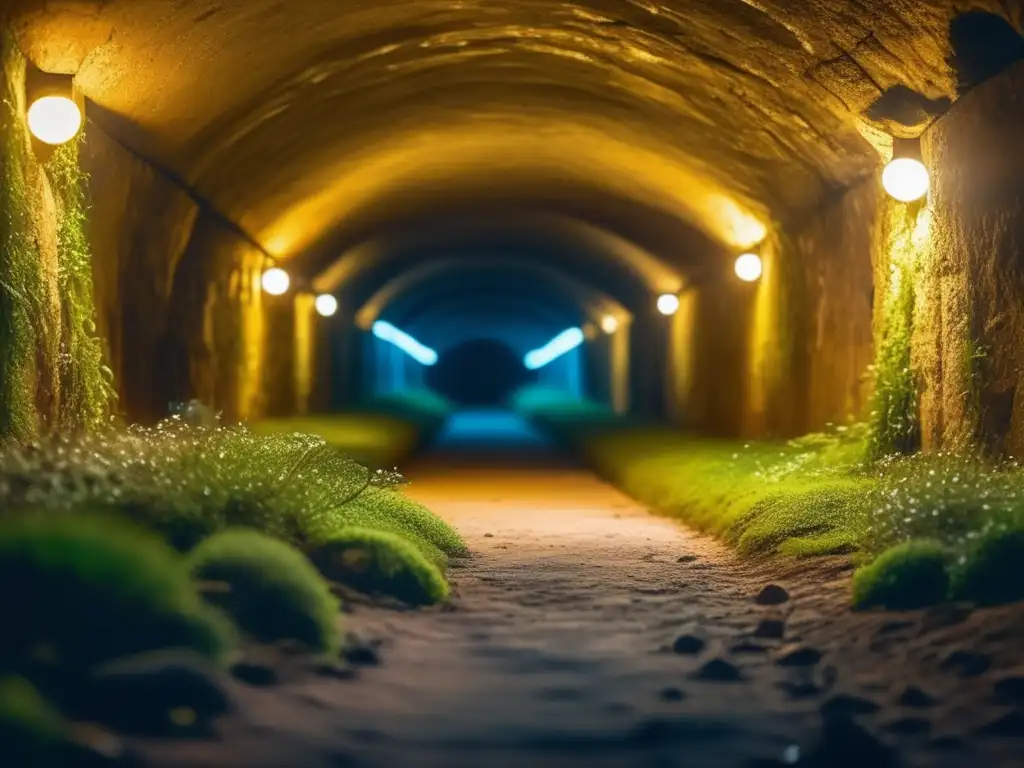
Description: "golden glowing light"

(26, 96), (82, 145)
(600, 314), (619, 333)
(315, 293), (338, 317)
(261, 267), (290, 296)
(734, 252), (763, 282)
(656, 294), (680, 316)
(882, 157), (930, 203)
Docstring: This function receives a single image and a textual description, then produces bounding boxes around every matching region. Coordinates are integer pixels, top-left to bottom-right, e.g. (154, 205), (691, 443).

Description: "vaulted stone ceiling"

(9, 0), (1019, 277)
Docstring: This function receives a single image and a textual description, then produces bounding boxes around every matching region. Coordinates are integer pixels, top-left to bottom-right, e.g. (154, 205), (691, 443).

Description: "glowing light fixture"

(524, 327), (585, 370)
(882, 137), (929, 203)
(734, 252), (763, 282)
(372, 320), (438, 366)
(656, 294), (680, 316)
(27, 95), (82, 145)
(314, 293), (338, 317)
(600, 315), (619, 334)
(261, 267), (290, 296)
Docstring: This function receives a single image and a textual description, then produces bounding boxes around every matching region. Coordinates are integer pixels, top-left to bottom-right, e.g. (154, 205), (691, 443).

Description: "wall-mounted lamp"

(314, 293), (338, 317)
(261, 267), (290, 296)
(882, 136), (930, 203)
(600, 314), (619, 334)
(734, 252), (763, 282)
(656, 294), (680, 316)
(25, 68), (83, 146)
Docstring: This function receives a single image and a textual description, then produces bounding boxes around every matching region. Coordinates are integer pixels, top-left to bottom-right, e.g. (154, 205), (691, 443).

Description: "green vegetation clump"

(519, 388), (1024, 608)
(952, 528), (1024, 605)
(0, 676), (69, 766)
(189, 529), (341, 654)
(255, 390), (452, 468)
(0, 514), (235, 672)
(0, 35), (49, 442)
(852, 540), (952, 610)
(0, 418), (466, 560)
(313, 527), (449, 606)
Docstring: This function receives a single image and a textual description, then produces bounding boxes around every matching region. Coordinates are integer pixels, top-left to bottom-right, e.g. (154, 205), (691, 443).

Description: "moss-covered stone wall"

(0, 33), (112, 441)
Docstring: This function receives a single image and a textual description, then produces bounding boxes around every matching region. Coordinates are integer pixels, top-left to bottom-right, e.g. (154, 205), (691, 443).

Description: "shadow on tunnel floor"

(417, 408), (582, 468)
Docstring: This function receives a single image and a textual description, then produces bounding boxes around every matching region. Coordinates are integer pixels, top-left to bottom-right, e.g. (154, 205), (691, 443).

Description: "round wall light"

(315, 294), (338, 317)
(261, 267), (290, 296)
(600, 314), (619, 333)
(882, 136), (929, 203)
(27, 95), (82, 145)
(734, 252), (763, 282)
(656, 293), (680, 316)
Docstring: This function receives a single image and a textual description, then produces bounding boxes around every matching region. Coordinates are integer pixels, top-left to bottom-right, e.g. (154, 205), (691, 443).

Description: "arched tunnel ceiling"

(356, 256), (627, 329)
(319, 215), (672, 312)
(11, 1), (1019, 264)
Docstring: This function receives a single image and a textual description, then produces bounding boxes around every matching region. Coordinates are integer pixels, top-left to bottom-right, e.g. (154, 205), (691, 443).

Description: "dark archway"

(426, 338), (536, 407)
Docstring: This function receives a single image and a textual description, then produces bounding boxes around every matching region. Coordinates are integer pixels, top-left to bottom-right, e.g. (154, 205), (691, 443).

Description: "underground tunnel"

(3, 1), (1024, 766)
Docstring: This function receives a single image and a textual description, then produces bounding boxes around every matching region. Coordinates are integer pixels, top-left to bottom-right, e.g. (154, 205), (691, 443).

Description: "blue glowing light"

(524, 327), (585, 370)
(371, 321), (438, 366)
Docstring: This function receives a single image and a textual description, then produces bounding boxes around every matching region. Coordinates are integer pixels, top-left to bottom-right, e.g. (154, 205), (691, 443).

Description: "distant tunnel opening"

(427, 338), (537, 407)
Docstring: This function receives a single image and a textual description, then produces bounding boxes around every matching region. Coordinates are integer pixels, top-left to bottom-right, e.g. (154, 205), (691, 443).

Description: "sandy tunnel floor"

(142, 451), (1024, 768)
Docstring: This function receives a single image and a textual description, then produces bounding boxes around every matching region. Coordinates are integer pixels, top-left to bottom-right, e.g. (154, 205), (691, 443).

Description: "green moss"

(0, 35), (49, 442)
(852, 540), (952, 610)
(952, 527), (1024, 605)
(44, 137), (116, 431)
(868, 255), (920, 459)
(0, 676), (70, 766)
(189, 529), (342, 653)
(312, 527), (449, 606)
(0, 513), (236, 672)
(0, 36), (112, 440)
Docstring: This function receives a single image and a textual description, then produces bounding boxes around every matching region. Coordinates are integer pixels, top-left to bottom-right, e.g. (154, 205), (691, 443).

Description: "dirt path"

(142, 419), (1024, 768)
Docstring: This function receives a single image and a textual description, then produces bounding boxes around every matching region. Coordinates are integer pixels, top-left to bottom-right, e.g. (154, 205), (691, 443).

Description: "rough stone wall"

(84, 128), (269, 424)
(920, 61), (1024, 456)
(1, 34), (111, 440)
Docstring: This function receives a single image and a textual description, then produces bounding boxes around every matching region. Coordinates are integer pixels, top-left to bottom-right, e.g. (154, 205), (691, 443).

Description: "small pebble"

(975, 710), (1024, 738)
(755, 584), (790, 606)
(898, 686), (937, 709)
(940, 649), (991, 678)
(775, 645), (823, 668)
(484, 533), (494, 538)
(672, 634), (706, 655)
(230, 662), (279, 687)
(677, 554), (699, 564)
(730, 641), (768, 655)
(658, 686), (686, 702)
(343, 645), (381, 667)
(691, 658), (745, 682)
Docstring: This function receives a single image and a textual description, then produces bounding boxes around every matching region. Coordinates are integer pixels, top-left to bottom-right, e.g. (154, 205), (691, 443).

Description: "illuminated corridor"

(4, 2), (1024, 767)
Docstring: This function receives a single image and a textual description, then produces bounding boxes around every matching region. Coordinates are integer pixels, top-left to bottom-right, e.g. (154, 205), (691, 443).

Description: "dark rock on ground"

(755, 584), (790, 606)
(672, 634), (706, 655)
(677, 554), (699, 563)
(691, 658), (745, 682)
(993, 672), (1024, 703)
(975, 710), (1024, 738)
(484, 533), (494, 538)
(802, 717), (897, 767)
(85, 650), (232, 737)
(775, 645), (823, 667)
(898, 685), (937, 709)
(820, 693), (881, 720)
(230, 662), (279, 687)
(940, 649), (991, 678)
(342, 638), (381, 667)
(658, 686), (685, 701)
(753, 617), (786, 640)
